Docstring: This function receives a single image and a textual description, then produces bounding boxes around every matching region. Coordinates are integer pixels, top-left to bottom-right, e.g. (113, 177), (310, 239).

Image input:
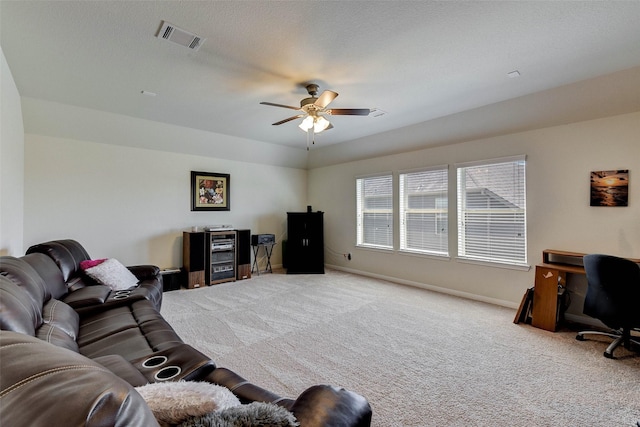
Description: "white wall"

(12, 54), (640, 313)
(309, 112), (640, 309)
(24, 133), (306, 268)
(0, 48), (24, 256)
(22, 97), (310, 170)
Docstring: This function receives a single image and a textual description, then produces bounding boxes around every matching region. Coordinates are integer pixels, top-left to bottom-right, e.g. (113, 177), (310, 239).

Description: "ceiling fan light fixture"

(298, 115), (331, 133)
(313, 116), (331, 133)
(262, 83), (366, 141)
(298, 116), (315, 131)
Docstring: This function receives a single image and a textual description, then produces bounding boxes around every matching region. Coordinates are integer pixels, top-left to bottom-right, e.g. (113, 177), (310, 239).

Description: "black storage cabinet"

(286, 211), (324, 274)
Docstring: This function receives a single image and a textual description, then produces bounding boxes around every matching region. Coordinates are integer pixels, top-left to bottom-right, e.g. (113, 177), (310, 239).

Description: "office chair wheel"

(603, 350), (614, 359)
(576, 333), (585, 341)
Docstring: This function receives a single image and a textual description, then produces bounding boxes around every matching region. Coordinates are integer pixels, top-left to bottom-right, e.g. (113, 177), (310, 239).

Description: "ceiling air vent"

(157, 21), (205, 51)
(370, 108), (387, 118)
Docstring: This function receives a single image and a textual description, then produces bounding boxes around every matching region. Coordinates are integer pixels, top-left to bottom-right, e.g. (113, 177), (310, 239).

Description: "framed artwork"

(590, 169), (628, 207)
(191, 171), (230, 211)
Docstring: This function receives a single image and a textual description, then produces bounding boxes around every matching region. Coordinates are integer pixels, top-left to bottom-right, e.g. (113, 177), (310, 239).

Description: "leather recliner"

(0, 241), (373, 427)
(26, 239), (164, 310)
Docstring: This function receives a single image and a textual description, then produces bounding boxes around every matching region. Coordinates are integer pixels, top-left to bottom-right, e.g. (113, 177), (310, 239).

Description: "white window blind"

(456, 156), (527, 266)
(399, 167), (448, 256)
(356, 174), (393, 249)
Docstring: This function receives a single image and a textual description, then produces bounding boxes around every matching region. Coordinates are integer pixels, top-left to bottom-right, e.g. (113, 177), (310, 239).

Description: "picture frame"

(590, 169), (628, 207)
(191, 171), (230, 211)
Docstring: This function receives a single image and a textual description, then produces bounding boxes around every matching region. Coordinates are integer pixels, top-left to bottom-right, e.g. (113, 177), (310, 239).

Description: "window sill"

(356, 244), (394, 253)
(456, 257), (531, 271)
(398, 249), (450, 261)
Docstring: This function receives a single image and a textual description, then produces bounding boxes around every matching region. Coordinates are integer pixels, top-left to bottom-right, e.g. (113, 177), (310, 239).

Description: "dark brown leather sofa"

(26, 239), (164, 312)
(0, 239), (372, 427)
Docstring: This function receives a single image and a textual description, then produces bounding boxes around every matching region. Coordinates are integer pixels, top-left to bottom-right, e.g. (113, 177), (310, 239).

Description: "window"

(456, 156), (527, 266)
(399, 167), (448, 256)
(356, 174), (393, 249)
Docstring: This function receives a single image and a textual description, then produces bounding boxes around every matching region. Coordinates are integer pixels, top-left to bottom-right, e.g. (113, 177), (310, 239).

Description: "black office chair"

(576, 254), (640, 358)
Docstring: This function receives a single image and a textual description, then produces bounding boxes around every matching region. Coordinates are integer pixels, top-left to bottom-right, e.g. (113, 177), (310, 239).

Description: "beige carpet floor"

(161, 269), (640, 426)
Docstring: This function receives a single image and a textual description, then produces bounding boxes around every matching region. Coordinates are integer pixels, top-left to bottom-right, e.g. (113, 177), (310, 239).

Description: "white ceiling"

(2, 1), (640, 165)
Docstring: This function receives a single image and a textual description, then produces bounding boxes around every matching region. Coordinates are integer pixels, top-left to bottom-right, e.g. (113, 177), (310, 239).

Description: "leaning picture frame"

(191, 171), (230, 211)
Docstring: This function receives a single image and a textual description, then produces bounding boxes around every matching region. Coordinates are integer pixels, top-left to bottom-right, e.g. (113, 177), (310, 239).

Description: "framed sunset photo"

(590, 169), (628, 207)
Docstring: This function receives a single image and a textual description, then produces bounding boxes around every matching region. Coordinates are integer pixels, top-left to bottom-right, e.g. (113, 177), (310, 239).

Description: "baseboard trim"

(326, 264), (519, 310)
(326, 265), (607, 328)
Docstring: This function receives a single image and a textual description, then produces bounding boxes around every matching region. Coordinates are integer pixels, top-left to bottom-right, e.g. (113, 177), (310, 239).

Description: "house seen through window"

(456, 156), (527, 266)
(356, 175), (393, 249)
(399, 167), (448, 256)
(355, 156), (526, 268)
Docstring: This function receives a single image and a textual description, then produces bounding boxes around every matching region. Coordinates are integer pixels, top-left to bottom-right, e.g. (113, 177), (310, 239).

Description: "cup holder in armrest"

(131, 344), (216, 383)
(141, 355), (167, 369)
(112, 290), (132, 300)
(154, 366), (182, 381)
(140, 356), (187, 382)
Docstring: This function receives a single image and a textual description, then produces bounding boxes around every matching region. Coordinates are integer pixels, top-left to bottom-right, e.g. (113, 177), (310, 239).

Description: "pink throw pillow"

(80, 259), (107, 270)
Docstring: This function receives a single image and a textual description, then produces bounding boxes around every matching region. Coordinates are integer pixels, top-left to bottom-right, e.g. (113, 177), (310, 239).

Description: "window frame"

(399, 165), (449, 257)
(356, 173), (394, 250)
(455, 155), (528, 268)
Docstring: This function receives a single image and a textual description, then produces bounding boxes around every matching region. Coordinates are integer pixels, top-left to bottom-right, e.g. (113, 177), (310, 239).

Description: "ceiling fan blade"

(314, 90), (338, 108)
(327, 108), (371, 116)
(272, 115), (305, 126)
(260, 102), (301, 111)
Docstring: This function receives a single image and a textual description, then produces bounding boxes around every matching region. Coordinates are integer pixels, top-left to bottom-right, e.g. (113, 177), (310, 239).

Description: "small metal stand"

(251, 243), (276, 275)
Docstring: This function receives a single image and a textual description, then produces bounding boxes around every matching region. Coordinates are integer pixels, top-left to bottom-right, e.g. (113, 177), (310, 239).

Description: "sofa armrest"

(0, 331), (160, 427)
(62, 285), (154, 316)
(129, 344), (216, 383)
(128, 265), (160, 281)
(205, 368), (372, 427)
(289, 385), (372, 427)
(93, 354), (149, 387)
(206, 367), (294, 408)
(62, 284), (112, 308)
(128, 265), (163, 311)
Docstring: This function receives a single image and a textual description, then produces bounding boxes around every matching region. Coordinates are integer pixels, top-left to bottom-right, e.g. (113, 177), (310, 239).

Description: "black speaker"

(183, 232), (205, 271)
(236, 229), (251, 265)
(251, 234), (276, 245)
(236, 229), (251, 280)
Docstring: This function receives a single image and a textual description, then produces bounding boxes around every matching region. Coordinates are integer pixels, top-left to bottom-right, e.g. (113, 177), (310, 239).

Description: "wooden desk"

(530, 249), (640, 331)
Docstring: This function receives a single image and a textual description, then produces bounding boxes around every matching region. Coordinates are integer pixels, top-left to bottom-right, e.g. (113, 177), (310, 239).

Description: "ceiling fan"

(260, 84), (370, 149)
